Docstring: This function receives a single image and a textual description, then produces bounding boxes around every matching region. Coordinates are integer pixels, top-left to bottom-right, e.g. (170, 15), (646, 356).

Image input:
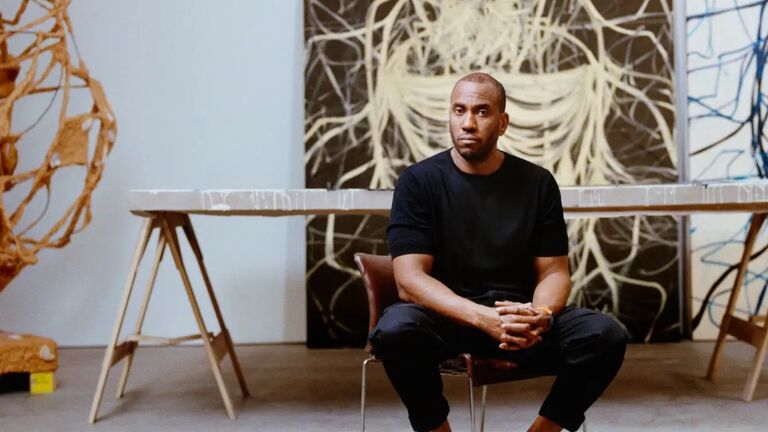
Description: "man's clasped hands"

(481, 301), (553, 351)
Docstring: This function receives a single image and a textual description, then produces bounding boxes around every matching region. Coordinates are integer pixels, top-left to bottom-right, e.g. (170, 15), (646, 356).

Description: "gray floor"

(1, 341), (767, 431)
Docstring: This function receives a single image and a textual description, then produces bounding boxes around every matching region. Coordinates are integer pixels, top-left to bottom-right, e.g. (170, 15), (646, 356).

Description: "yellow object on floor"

(30, 371), (55, 394)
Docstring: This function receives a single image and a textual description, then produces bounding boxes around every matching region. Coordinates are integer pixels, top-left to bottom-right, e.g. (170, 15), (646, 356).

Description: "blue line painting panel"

(688, 0), (768, 339)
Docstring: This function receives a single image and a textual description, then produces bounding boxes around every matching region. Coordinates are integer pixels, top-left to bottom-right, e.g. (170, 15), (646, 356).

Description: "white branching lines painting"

(305, 0), (678, 346)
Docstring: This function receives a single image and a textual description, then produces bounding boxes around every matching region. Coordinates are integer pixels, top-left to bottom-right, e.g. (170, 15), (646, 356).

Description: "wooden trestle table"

(88, 181), (768, 422)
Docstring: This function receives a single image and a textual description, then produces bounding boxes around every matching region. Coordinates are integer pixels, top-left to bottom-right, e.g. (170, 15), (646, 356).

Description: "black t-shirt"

(387, 149), (568, 302)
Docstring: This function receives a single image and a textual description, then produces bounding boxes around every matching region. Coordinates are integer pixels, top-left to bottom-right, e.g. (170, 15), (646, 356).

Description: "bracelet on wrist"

(534, 305), (554, 329)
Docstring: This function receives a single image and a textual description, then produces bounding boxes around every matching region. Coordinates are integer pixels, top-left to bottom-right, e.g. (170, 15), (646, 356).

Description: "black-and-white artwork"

(305, 0), (679, 347)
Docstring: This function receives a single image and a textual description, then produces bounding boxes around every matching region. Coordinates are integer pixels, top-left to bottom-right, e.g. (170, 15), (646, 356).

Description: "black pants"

(369, 302), (627, 432)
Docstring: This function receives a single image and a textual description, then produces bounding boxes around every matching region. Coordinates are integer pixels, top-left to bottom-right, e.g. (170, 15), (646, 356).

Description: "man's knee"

(592, 313), (627, 355)
(369, 315), (420, 356)
(583, 313), (627, 372)
(369, 303), (442, 359)
(562, 309), (627, 365)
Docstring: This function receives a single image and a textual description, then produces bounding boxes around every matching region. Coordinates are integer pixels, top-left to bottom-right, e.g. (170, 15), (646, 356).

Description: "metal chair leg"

(361, 357), (373, 432)
(479, 385), (487, 432)
(468, 376), (476, 432)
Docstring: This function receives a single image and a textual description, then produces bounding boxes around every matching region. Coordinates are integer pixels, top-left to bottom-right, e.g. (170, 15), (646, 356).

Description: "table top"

(128, 181), (768, 218)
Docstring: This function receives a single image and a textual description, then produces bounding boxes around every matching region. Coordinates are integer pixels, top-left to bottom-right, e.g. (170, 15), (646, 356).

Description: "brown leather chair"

(354, 253), (574, 432)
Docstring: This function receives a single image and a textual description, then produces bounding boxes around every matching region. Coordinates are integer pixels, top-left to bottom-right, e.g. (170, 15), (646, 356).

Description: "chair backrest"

(353, 253), (400, 352)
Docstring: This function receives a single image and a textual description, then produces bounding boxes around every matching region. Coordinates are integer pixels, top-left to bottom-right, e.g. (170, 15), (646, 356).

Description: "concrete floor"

(0, 341), (767, 431)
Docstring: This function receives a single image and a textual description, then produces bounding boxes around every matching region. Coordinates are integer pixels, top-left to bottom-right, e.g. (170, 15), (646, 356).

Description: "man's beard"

(452, 137), (497, 163)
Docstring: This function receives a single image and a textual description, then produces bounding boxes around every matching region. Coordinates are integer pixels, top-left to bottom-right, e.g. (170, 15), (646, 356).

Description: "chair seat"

(454, 353), (553, 387)
(367, 352), (551, 387)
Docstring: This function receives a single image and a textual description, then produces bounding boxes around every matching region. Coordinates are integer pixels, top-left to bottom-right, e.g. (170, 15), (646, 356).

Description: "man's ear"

(498, 112), (510, 136)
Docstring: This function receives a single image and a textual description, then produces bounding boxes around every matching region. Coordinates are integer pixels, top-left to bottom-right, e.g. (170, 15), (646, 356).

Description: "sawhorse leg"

(89, 217), (153, 423)
(89, 212), (249, 423)
(706, 212), (768, 401)
(115, 228), (166, 399)
(179, 216), (249, 398)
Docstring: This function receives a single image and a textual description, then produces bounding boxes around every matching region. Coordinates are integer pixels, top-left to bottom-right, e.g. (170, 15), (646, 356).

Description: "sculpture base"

(0, 331), (57, 394)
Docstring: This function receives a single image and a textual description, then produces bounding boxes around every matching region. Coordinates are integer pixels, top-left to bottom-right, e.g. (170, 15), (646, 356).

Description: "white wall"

(0, 0), (306, 346)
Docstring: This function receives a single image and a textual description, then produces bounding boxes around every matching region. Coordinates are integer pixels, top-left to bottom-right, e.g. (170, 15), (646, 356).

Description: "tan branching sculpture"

(0, 0), (116, 292)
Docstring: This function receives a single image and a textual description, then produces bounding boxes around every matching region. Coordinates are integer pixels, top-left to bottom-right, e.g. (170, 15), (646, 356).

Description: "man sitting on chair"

(369, 72), (627, 432)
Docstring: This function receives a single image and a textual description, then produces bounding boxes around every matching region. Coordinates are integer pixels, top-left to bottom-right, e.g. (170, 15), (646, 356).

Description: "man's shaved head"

(453, 72), (507, 113)
(448, 72), (510, 164)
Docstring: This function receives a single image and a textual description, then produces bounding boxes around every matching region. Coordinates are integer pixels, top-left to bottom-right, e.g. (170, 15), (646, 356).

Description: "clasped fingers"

(494, 302), (535, 316)
(498, 332), (542, 350)
(500, 322), (531, 333)
(498, 313), (539, 325)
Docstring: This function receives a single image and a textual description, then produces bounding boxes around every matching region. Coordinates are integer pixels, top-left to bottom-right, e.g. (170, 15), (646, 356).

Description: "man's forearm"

(398, 272), (492, 329)
(531, 270), (571, 314)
